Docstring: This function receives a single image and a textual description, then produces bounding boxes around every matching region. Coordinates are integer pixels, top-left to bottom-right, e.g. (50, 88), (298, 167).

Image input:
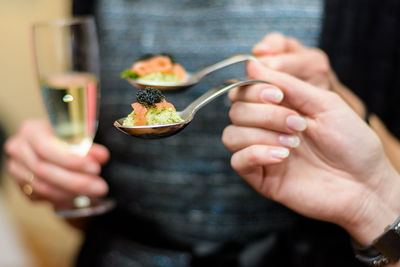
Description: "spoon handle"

(182, 79), (270, 118)
(194, 54), (257, 79)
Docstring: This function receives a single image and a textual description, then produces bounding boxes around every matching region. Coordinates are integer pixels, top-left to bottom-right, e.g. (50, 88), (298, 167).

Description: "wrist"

(352, 214), (400, 266)
(342, 159), (400, 245)
(345, 164), (400, 245)
(348, 193), (399, 246)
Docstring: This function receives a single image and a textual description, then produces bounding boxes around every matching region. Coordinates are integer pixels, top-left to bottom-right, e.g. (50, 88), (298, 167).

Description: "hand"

(4, 120), (110, 210)
(253, 33), (366, 132)
(253, 32), (331, 90)
(222, 61), (400, 245)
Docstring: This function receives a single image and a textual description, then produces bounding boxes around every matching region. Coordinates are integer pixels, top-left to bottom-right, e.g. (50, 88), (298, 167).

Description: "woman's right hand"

(4, 120), (110, 210)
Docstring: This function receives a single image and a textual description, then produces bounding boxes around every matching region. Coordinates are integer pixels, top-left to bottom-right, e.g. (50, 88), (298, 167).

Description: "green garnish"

(120, 69), (139, 79)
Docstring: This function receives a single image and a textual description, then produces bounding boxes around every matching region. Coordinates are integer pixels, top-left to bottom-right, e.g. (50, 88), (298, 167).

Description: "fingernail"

(279, 134), (300, 148)
(286, 115), (307, 131)
(261, 87), (284, 103)
(90, 181), (108, 194)
(269, 147), (290, 159)
(85, 163), (100, 174)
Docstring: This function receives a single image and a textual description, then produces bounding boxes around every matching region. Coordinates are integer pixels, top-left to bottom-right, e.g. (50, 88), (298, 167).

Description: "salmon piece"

(131, 99), (175, 125)
(132, 61), (153, 77)
(156, 99), (176, 111)
(148, 56), (173, 73)
(131, 102), (148, 126)
(171, 63), (186, 81)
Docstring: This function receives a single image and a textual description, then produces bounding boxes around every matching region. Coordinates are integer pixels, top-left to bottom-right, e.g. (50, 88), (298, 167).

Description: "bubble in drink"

(63, 94), (74, 102)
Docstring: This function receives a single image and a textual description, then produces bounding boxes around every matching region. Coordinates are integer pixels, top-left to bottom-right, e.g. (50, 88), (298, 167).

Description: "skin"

(252, 32), (400, 172)
(4, 120), (110, 210)
(222, 61), (400, 258)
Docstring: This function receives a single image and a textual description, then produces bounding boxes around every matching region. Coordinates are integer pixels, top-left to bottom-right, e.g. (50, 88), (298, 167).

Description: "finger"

(286, 37), (305, 51)
(7, 159), (76, 206)
(222, 125), (300, 152)
(257, 54), (311, 78)
(229, 102), (304, 133)
(26, 129), (102, 174)
(257, 50), (329, 79)
(7, 139), (108, 197)
(87, 143), (110, 165)
(33, 160), (108, 197)
(228, 84), (284, 104)
(246, 60), (338, 115)
(252, 32), (289, 56)
(231, 145), (289, 176)
(8, 121), (102, 175)
(5, 137), (41, 174)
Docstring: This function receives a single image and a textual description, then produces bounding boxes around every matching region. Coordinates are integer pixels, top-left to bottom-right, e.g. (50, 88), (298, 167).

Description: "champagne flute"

(32, 17), (115, 218)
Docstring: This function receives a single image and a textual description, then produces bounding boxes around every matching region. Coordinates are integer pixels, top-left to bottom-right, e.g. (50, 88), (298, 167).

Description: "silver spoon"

(126, 54), (257, 91)
(114, 79), (270, 139)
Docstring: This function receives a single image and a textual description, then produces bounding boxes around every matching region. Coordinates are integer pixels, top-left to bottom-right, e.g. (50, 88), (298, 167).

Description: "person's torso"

(94, 0), (323, 244)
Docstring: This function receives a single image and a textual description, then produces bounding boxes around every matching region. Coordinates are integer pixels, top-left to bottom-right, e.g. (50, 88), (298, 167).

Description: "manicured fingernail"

(286, 115), (307, 131)
(90, 181), (107, 194)
(85, 163), (100, 174)
(279, 134), (300, 148)
(269, 147), (290, 159)
(261, 88), (284, 103)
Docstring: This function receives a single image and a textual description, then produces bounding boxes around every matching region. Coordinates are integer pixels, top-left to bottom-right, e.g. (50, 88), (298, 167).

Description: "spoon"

(126, 54), (257, 91)
(114, 79), (270, 139)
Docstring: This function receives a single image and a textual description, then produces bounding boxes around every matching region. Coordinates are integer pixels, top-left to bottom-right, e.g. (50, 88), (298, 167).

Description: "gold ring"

(22, 172), (35, 196)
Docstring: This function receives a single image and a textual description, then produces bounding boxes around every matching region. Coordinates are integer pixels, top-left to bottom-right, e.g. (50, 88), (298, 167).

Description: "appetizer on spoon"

(121, 54), (256, 91)
(114, 79), (270, 139)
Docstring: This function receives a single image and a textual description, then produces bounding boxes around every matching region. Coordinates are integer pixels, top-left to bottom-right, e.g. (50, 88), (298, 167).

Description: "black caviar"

(136, 87), (165, 108)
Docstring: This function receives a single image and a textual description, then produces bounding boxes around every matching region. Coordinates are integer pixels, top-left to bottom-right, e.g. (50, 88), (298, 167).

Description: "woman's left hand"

(222, 60), (400, 245)
(252, 32), (332, 90)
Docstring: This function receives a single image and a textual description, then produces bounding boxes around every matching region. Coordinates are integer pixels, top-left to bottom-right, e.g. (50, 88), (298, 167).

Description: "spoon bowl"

(126, 54), (257, 91)
(114, 79), (270, 139)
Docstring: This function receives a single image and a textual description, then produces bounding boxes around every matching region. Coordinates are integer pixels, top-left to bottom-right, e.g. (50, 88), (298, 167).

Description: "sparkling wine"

(40, 72), (98, 155)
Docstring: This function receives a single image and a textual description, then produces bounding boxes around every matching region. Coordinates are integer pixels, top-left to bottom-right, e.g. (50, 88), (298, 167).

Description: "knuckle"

(228, 103), (240, 122)
(32, 161), (47, 179)
(312, 49), (331, 75)
(34, 139), (50, 158)
(4, 137), (18, 156)
(230, 153), (241, 171)
(20, 121), (35, 134)
(288, 37), (302, 47)
(261, 111), (273, 126)
(221, 126), (236, 150)
(227, 88), (236, 102)
(247, 146), (262, 165)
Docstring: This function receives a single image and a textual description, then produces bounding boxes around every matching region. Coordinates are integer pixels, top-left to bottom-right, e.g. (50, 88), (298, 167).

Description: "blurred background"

(0, 1), (82, 266)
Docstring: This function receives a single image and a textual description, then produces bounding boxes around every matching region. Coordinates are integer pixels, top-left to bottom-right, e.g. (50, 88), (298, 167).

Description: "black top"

(320, 0), (400, 138)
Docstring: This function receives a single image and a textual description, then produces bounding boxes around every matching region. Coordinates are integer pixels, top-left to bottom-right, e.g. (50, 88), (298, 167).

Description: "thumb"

(247, 60), (333, 116)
